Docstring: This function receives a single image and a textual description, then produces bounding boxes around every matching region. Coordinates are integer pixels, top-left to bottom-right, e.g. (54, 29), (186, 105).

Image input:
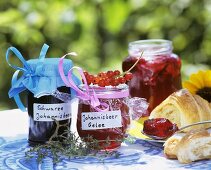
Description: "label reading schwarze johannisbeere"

(81, 110), (122, 130)
(33, 103), (71, 121)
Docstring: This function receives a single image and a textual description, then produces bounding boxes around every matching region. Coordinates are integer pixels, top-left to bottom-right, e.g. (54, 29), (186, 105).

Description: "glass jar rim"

(128, 39), (173, 56)
(129, 39), (172, 46)
(78, 84), (129, 99)
(79, 84), (128, 93)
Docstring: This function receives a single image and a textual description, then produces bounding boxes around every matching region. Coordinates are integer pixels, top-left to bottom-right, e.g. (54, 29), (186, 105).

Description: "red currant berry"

(98, 72), (107, 78)
(118, 77), (126, 84)
(110, 78), (119, 86)
(124, 72), (133, 81)
(86, 75), (94, 84)
(98, 79), (106, 87)
(114, 70), (121, 76)
(106, 70), (114, 78)
(93, 76), (100, 84)
(104, 79), (110, 86)
(83, 71), (89, 77)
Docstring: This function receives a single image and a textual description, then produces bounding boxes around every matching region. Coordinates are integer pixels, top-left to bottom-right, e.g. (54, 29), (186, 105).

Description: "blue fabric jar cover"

(6, 44), (79, 112)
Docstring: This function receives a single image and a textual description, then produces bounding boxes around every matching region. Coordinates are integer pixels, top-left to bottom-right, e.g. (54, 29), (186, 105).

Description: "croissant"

(164, 129), (211, 163)
(149, 89), (211, 132)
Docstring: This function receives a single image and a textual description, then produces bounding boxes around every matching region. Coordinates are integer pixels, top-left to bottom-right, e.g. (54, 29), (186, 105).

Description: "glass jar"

(25, 57), (76, 146)
(122, 39), (182, 113)
(77, 84), (130, 151)
(6, 44), (79, 146)
(27, 86), (71, 146)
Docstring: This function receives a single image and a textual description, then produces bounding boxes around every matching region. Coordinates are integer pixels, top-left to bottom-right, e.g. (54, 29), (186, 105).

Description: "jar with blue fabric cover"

(6, 44), (80, 146)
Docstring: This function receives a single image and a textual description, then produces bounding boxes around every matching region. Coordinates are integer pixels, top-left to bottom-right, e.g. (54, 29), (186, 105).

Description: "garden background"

(0, 0), (210, 110)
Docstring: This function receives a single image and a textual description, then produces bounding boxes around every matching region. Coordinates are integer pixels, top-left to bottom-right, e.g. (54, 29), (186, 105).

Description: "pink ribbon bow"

(58, 53), (109, 112)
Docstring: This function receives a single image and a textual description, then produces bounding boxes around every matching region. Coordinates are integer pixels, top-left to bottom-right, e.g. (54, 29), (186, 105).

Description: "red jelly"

(77, 85), (130, 151)
(143, 118), (178, 139)
(122, 39), (182, 113)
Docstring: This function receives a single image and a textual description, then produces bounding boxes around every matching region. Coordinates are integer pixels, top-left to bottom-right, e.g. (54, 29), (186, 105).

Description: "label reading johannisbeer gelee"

(33, 103), (71, 121)
(81, 110), (122, 130)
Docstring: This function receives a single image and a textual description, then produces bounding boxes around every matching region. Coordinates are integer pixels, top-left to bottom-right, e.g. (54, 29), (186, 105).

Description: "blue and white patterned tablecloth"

(0, 109), (210, 170)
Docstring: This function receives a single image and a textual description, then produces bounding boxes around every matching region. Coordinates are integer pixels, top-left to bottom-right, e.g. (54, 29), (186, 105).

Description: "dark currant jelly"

(6, 44), (76, 147)
(27, 86), (71, 146)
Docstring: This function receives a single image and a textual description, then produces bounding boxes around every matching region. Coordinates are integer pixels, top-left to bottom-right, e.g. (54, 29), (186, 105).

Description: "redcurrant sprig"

(83, 70), (133, 87)
(82, 51), (143, 87)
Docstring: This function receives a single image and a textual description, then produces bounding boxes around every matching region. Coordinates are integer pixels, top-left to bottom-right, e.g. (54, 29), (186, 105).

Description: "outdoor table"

(0, 107), (210, 170)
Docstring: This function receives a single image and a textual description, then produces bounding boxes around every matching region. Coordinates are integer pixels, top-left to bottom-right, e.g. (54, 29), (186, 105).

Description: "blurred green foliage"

(0, 0), (210, 110)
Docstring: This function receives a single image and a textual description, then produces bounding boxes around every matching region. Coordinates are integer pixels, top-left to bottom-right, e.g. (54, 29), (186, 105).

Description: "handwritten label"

(81, 110), (122, 130)
(33, 103), (71, 121)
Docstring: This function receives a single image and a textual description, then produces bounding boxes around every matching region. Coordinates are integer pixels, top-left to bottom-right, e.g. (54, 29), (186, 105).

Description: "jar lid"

(7, 44), (80, 104)
(25, 57), (80, 98)
(27, 58), (72, 77)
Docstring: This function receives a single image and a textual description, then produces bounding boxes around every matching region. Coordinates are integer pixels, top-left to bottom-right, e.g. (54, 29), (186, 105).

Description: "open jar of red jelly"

(77, 84), (130, 151)
(122, 39), (182, 113)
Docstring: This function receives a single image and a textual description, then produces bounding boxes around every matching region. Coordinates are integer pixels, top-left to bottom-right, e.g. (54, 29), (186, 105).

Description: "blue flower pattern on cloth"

(0, 136), (210, 170)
